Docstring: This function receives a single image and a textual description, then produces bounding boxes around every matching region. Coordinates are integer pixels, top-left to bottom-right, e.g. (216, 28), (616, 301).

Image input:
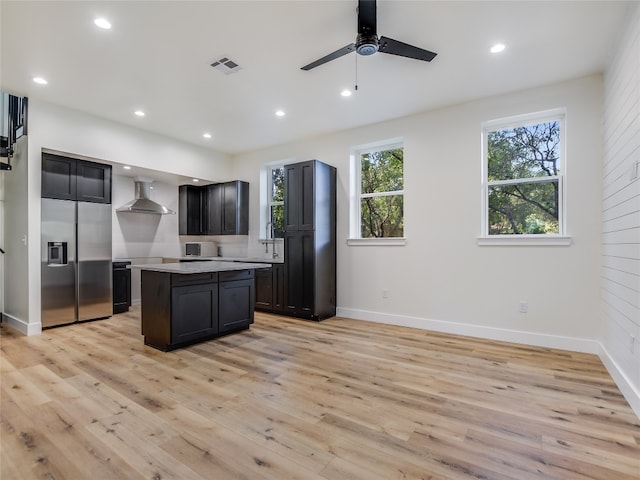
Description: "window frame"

(260, 161), (289, 241)
(478, 109), (571, 246)
(348, 138), (406, 246)
(267, 164), (285, 239)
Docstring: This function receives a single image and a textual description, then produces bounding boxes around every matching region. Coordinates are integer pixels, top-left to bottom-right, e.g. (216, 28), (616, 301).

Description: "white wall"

(112, 174), (181, 259)
(600, 4), (640, 416)
(233, 75), (604, 351)
(3, 99), (232, 333)
(0, 167), (4, 316)
(2, 136), (30, 332)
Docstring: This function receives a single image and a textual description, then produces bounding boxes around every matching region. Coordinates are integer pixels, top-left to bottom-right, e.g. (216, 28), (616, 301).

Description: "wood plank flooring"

(1, 308), (639, 479)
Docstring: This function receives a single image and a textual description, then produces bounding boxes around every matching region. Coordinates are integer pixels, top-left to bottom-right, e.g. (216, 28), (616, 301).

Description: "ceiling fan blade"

(301, 43), (356, 71)
(378, 36), (437, 62)
(357, 0), (377, 35)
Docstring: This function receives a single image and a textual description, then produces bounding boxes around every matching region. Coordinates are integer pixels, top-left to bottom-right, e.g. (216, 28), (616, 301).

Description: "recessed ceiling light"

(275, 110), (285, 117)
(123, 165), (132, 170)
(33, 77), (48, 85)
(134, 110), (145, 117)
(192, 178), (200, 183)
(341, 89), (352, 97)
(202, 133), (212, 139)
(94, 18), (112, 29)
(490, 43), (506, 54)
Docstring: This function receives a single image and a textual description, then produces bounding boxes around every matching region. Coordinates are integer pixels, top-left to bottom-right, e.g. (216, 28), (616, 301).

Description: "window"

(267, 165), (285, 238)
(482, 110), (566, 240)
(350, 140), (404, 242)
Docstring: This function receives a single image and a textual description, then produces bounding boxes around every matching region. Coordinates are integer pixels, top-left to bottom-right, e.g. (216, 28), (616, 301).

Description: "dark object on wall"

(1, 93), (28, 170)
(178, 180), (249, 236)
(301, 0), (437, 71)
(283, 160), (336, 320)
(113, 261), (132, 314)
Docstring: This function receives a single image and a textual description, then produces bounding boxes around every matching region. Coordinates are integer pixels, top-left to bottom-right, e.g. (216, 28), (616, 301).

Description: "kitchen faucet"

(264, 222), (271, 253)
(263, 222), (279, 259)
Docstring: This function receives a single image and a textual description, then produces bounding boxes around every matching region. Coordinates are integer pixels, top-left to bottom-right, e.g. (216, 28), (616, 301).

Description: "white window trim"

(349, 138), (405, 244)
(477, 235), (572, 246)
(479, 108), (570, 245)
(347, 238), (407, 246)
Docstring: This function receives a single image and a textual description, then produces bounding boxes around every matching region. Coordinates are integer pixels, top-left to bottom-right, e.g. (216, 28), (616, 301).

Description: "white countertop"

(129, 260), (270, 274)
(171, 256), (284, 264)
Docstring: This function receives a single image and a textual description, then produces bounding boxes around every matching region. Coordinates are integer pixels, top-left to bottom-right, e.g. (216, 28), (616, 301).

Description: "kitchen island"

(131, 261), (267, 351)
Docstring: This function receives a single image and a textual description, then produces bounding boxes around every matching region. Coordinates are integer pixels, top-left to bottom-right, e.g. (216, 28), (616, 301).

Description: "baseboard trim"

(336, 307), (639, 419)
(598, 343), (640, 419)
(2, 312), (42, 336)
(337, 308), (598, 353)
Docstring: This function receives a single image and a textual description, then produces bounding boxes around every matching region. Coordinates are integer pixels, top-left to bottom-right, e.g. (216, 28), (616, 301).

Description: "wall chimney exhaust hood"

(116, 179), (175, 215)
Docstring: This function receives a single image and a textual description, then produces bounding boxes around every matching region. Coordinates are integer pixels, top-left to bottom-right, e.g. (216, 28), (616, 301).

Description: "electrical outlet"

(630, 161), (639, 181)
(519, 301), (528, 313)
(382, 289), (389, 299)
(630, 336), (636, 355)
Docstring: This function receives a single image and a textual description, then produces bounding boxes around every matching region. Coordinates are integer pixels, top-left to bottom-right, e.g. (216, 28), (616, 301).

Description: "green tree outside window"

(269, 166), (285, 238)
(360, 147), (404, 238)
(486, 119), (562, 235)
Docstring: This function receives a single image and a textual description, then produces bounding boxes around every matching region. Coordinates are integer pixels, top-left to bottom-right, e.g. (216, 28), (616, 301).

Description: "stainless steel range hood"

(116, 180), (175, 215)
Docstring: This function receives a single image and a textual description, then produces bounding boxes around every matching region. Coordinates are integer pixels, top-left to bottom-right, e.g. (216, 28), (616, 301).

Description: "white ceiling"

(0, 1), (634, 156)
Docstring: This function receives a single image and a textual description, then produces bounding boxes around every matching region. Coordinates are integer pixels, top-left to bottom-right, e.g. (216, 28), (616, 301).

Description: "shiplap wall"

(601, 4), (640, 407)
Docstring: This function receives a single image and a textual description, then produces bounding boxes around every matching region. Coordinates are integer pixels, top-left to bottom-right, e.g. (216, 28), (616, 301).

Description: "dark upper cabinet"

(205, 183), (222, 235)
(283, 160), (336, 320)
(41, 153), (111, 203)
(284, 161), (315, 231)
(180, 180), (249, 236)
(42, 154), (76, 200)
(179, 185), (205, 235)
(76, 160), (111, 203)
(221, 180), (249, 235)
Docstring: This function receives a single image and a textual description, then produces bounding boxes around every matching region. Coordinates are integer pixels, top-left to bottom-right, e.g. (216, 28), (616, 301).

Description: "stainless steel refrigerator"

(41, 198), (112, 327)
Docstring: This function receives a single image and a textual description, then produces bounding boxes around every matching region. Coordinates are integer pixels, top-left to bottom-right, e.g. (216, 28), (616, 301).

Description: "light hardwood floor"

(1, 308), (639, 479)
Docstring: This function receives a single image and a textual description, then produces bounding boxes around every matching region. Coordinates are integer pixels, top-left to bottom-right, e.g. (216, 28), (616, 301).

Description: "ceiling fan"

(301, 0), (437, 71)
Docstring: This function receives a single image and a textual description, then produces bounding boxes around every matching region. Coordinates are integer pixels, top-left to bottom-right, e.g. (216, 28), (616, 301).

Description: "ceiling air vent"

(210, 57), (242, 75)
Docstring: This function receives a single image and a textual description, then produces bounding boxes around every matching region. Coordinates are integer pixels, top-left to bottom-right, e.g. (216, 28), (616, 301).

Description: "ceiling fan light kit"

(301, 0), (437, 71)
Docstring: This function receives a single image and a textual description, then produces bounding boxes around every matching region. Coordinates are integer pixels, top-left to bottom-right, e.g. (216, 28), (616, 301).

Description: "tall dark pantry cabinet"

(283, 160), (336, 320)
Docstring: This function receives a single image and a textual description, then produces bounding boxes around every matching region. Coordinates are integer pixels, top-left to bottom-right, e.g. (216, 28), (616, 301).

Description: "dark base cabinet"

(112, 261), (131, 314)
(255, 264), (284, 314)
(255, 267), (273, 311)
(171, 282), (218, 345)
(219, 270), (255, 332)
(141, 270), (254, 351)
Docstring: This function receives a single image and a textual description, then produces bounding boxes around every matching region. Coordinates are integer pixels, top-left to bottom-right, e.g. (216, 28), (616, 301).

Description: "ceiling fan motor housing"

(356, 33), (379, 55)
(300, 0), (437, 70)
